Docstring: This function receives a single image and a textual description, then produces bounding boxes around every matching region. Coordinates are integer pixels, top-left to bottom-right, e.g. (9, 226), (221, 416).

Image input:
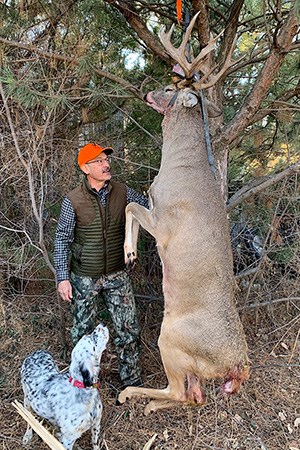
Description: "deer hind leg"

(118, 369), (186, 406)
(118, 328), (208, 414)
(124, 202), (157, 265)
(118, 343), (188, 411)
(141, 374), (206, 415)
(144, 399), (182, 415)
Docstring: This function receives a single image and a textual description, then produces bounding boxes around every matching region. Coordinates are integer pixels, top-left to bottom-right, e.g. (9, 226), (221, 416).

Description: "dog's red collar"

(69, 376), (100, 390)
(69, 376), (85, 388)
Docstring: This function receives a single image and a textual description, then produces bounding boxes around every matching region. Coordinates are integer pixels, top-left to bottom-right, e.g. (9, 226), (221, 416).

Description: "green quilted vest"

(67, 179), (127, 277)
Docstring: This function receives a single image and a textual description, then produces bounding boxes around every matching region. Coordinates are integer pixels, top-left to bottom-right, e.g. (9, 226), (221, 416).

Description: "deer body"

(118, 86), (249, 414)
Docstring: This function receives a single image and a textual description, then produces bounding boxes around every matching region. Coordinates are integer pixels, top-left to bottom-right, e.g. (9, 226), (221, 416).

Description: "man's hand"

(57, 280), (73, 302)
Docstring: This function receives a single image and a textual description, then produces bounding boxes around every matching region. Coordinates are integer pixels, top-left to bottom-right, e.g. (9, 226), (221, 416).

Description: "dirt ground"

(0, 282), (299, 450)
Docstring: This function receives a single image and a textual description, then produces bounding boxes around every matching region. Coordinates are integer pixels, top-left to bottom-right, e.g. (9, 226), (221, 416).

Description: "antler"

(197, 35), (242, 89)
(159, 12), (241, 88)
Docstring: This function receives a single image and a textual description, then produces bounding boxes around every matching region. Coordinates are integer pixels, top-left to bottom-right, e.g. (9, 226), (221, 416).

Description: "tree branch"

(104, 0), (173, 65)
(0, 80), (55, 274)
(225, 45), (270, 75)
(192, 0), (211, 45)
(240, 296), (300, 310)
(0, 224), (44, 255)
(246, 78), (300, 126)
(227, 159), (300, 211)
(215, 6), (300, 148)
(0, 37), (144, 100)
(220, 0), (245, 65)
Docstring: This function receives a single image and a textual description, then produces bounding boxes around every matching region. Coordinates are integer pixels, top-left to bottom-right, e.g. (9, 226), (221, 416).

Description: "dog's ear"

(79, 363), (93, 388)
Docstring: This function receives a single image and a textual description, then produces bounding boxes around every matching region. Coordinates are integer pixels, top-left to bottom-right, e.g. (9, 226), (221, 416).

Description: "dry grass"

(0, 280), (299, 450)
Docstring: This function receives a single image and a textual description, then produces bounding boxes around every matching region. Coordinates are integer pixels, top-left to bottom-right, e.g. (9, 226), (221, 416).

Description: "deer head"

(159, 12), (240, 90)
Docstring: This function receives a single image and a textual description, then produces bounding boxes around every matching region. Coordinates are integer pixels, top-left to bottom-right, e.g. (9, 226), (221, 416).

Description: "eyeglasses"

(86, 157), (111, 165)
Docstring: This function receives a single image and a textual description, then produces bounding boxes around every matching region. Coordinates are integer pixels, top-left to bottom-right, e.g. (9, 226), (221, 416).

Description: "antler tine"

(200, 35), (244, 89)
(179, 11), (200, 56)
(159, 12), (200, 78)
(159, 12), (237, 87)
(190, 30), (224, 75)
(159, 24), (188, 74)
(159, 23), (175, 52)
(159, 24), (180, 64)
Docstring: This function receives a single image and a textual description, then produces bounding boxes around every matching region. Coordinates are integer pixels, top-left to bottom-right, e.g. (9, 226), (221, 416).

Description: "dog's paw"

(22, 431), (33, 446)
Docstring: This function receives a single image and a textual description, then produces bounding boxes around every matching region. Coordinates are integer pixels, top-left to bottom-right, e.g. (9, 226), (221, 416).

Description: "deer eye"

(165, 86), (175, 93)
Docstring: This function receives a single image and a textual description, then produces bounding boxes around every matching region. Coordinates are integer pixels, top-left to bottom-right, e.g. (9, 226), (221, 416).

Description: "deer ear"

(206, 99), (222, 118)
(182, 91), (198, 108)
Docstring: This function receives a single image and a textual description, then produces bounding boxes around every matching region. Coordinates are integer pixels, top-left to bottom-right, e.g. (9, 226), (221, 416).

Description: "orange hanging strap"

(176, 0), (182, 23)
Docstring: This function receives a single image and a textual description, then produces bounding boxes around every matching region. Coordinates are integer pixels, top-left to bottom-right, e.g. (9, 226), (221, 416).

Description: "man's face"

(82, 152), (112, 186)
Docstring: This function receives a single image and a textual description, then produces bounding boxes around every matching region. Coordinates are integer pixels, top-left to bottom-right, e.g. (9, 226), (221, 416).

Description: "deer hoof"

(118, 388), (131, 404)
(144, 402), (156, 415)
(125, 254), (136, 270)
(117, 392), (126, 404)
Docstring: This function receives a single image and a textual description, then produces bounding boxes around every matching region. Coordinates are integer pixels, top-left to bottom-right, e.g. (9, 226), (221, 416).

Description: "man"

(53, 142), (148, 387)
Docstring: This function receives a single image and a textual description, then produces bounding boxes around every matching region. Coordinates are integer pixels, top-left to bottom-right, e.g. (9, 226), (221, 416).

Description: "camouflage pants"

(70, 270), (141, 383)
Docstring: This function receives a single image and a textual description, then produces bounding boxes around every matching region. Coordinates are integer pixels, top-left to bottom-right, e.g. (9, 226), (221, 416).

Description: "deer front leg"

(124, 202), (157, 265)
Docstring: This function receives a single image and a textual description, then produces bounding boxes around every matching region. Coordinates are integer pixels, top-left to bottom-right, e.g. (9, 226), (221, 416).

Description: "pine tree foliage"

(0, 0), (299, 290)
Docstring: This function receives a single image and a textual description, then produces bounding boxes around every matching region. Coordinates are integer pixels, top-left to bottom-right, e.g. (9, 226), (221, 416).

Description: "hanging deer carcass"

(118, 14), (249, 414)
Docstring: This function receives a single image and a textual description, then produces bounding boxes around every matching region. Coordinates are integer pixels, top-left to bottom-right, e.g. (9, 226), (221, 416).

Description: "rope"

(176, 3), (216, 179)
(195, 73), (217, 178)
(176, 0), (182, 23)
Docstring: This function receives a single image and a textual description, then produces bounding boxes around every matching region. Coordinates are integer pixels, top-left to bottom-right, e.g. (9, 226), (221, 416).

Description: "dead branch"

(0, 225), (44, 255)
(216, 6), (300, 148)
(0, 81), (55, 274)
(12, 401), (65, 450)
(227, 159), (300, 211)
(235, 266), (259, 279)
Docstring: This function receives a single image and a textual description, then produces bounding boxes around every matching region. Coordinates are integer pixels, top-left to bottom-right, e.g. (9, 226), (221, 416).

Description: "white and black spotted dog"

(20, 323), (109, 450)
